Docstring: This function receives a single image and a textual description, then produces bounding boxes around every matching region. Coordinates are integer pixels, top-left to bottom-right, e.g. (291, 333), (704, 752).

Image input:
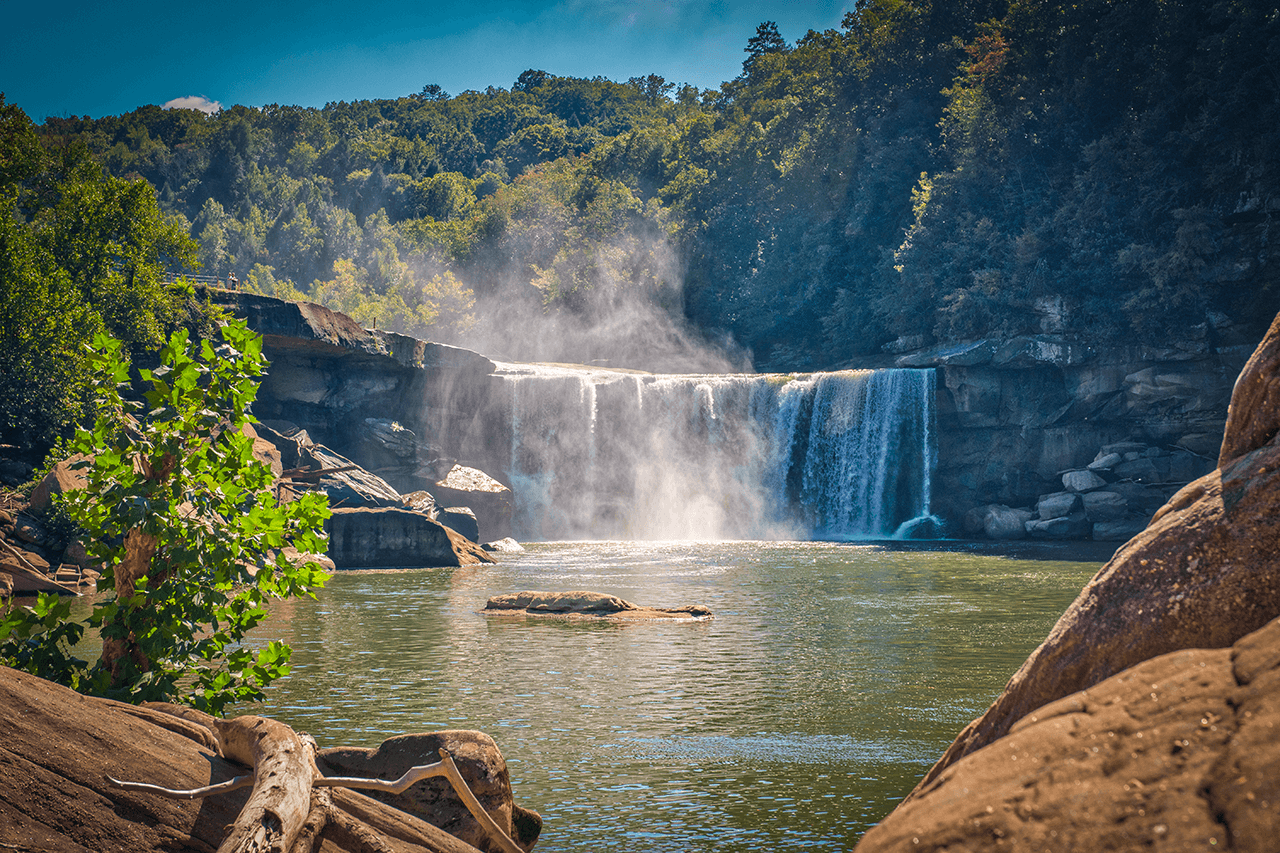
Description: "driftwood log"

(107, 704), (526, 853)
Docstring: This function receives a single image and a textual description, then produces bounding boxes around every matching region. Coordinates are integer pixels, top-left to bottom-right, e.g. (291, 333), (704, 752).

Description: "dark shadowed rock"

(856, 616), (1280, 853)
(981, 505), (1033, 540)
(326, 507), (493, 568)
(438, 506), (480, 542)
(318, 732), (541, 853)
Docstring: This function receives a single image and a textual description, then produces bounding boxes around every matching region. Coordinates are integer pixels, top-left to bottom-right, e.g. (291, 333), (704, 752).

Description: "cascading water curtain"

(499, 365), (936, 541)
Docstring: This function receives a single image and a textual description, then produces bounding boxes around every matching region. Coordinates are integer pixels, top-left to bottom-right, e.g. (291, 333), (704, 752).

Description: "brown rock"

(912, 315), (1280, 793)
(856, 617), (1280, 852)
(318, 732), (542, 853)
(27, 455), (89, 511)
(484, 590), (712, 620)
(1220, 309), (1280, 466)
(0, 666), (487, 852)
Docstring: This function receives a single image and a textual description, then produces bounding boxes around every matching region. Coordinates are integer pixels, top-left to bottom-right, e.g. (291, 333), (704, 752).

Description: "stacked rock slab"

(855, 310), (1280, 851)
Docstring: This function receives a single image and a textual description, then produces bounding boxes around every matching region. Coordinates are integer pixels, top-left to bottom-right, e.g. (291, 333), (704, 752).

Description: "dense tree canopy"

(12, 0), (1280, 376)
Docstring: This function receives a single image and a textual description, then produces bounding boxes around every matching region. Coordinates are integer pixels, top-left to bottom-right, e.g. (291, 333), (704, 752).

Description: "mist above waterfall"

(496, 365), (937, 541)
(453, 232), (750, 374)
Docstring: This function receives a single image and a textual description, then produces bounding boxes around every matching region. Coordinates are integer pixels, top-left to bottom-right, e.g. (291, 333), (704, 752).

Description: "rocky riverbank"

(855, 312), (1280, 851)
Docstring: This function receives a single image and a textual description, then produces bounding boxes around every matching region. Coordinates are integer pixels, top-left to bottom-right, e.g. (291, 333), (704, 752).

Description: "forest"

(4, 0), (1280, 453)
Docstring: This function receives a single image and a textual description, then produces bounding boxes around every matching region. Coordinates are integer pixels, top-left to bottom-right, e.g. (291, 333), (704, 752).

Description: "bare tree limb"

(107, 773), (254, 799)
(317, 750), (523, 853)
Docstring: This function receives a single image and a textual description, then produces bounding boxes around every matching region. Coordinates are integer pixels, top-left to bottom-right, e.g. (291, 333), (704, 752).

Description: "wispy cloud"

(162, 95), (222, 114)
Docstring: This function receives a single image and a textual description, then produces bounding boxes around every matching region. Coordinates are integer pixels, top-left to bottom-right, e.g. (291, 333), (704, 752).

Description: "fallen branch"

(317, 750), (524, 853)
(108, 716), (524, 853)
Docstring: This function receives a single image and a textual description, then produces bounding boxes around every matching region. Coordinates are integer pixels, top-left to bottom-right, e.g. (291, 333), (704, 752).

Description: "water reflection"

(247, 541), (1107, 852)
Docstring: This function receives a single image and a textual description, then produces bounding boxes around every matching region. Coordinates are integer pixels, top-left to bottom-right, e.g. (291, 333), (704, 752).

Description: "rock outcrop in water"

(855, 312), (1280, 851)
(483, 590), (712, 620)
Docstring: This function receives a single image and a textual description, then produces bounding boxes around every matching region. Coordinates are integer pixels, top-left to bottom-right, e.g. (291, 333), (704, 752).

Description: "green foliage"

(1, 96), (204, 454)
(30, 0), (1280, 367)
(0, 319), (332, 714)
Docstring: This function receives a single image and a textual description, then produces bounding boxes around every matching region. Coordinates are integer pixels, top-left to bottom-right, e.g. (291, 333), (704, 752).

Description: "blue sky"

(4, 1), (853, 122)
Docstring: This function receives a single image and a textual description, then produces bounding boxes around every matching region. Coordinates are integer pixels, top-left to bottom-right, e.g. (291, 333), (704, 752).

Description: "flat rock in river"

(483, 590), (711, 620)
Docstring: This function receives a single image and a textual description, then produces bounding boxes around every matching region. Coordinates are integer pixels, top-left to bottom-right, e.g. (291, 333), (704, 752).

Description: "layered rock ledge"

(483, 590), (712, 621)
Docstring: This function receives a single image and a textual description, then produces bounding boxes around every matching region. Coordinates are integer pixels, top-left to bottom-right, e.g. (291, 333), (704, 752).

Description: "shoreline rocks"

(857, 310), (1280, 851)
(482, 590), (712, 621)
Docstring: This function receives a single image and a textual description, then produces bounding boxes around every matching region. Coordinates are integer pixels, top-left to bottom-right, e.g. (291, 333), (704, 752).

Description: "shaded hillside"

(14, 0), (1280, 370)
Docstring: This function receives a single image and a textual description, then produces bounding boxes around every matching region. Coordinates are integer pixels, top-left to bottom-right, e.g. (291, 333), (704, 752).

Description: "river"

(247, 539), (1112, 852)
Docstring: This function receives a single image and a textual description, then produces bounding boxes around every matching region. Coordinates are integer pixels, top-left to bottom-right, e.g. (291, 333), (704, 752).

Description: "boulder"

(483, 590), (711, 621)
(325, 507), (493, 568)
(1086, 451), (1123, 470)
(1091, 519), (1149, 541)
(317, 732), (541, 853)
(1036, 491), (1081, 520)
(482, 538), (524, 553)
(1081, 489), (1128, 521)
(1219, 309), (1280, 466)
(1061, 469), (1107, 492)
(438, 507), (480, 543)
(432, 465), (514, 541)
(27, 455), (88, 511)
(1113, 456), (1161, 483)
(305, 444), (404, 508)
(403, 489), (441, 517)
(1025, 511), (1090, 540)
(856, 616), (1280, 853)
(982, 505), (1033, 540)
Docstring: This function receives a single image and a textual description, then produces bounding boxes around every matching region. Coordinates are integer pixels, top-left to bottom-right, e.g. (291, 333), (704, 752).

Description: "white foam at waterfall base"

(496, 363), (937, 541)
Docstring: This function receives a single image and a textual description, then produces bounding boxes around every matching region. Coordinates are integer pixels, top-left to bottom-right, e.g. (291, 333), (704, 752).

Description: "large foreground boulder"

(0, 665), (514, 852)
(911, 313), (1280, 793)
(855, 615), (1280, 852)
(326, 507), (493, 568)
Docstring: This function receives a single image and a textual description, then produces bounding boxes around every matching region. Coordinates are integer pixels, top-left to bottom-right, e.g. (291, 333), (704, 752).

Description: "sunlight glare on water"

(249, 540), (1109, 852)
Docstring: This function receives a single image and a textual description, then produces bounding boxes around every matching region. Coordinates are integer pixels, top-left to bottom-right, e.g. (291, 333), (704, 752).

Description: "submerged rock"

(483, 590), (711, 620)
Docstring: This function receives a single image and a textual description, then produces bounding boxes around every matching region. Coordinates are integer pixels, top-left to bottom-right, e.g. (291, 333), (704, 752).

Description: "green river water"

(238, 539), (1112, 852)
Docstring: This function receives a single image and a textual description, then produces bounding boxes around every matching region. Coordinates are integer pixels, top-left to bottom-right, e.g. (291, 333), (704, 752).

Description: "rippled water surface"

(249, 540), (1110, 852)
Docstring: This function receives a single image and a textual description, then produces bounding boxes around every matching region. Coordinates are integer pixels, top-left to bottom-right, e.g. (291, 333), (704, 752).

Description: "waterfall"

(497, 364), (936, 541)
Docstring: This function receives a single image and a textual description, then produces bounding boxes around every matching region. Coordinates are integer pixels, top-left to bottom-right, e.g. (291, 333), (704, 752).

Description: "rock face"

(0, 665), (506, 852)
(855, 617), (1280, 853)
(207, 290), (498, 499)
(326, 507), (493, 568)
(855, 311), (1280, 850)
(483, 590), (712, 620)
(318, 732), (542, 853)
(911, 333), (1253, 530)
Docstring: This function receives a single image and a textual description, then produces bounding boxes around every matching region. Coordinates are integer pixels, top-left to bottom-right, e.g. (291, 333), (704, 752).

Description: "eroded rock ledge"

(483, 590), (712, 621)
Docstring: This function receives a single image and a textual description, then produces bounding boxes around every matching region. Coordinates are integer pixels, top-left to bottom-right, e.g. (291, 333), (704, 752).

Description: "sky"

(3, 1), (854, 122)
